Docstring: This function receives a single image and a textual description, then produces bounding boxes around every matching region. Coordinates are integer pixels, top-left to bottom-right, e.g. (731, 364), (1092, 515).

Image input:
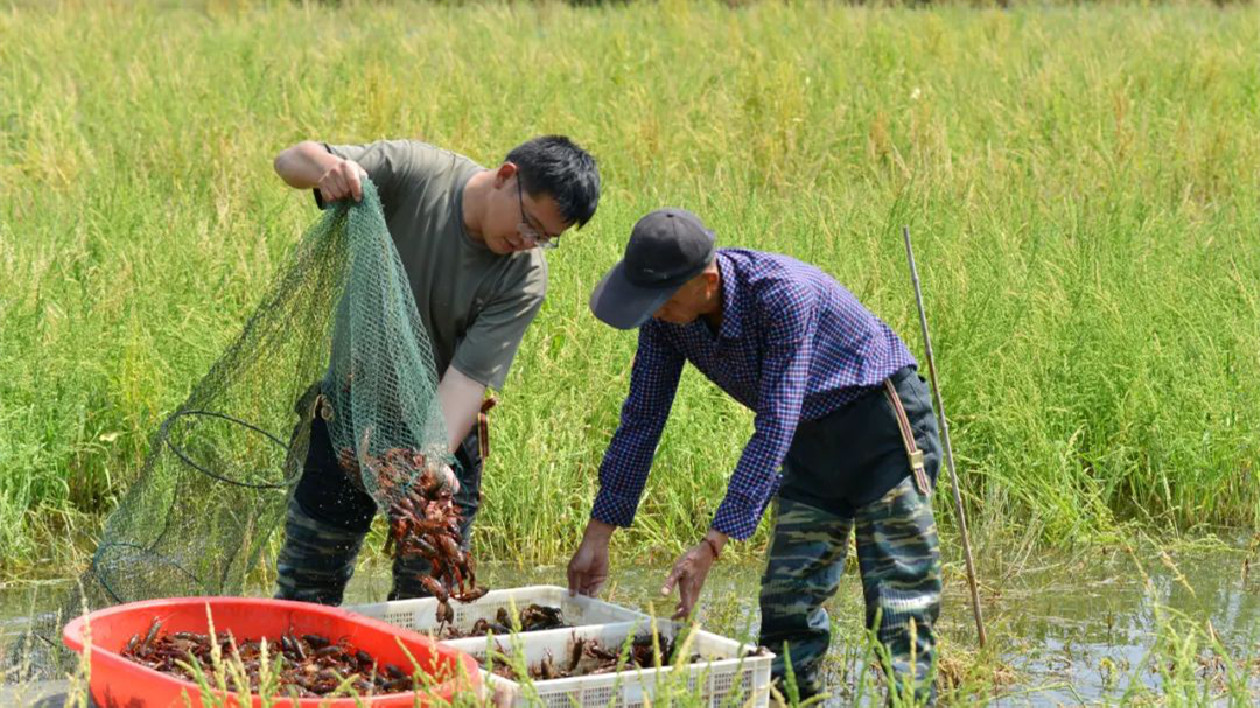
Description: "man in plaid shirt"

(567, 208), (943, 703)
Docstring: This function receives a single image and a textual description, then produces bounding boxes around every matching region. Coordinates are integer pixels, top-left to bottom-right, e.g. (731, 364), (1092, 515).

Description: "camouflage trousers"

(274, 416), (483, 605)
(759, 367), (942, 703)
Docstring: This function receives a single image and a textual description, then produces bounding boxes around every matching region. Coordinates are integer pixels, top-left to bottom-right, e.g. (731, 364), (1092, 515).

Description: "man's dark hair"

(507, 135), (601, 230)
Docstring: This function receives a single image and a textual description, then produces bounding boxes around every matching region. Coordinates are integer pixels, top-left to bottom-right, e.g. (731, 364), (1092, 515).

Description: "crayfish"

(348, 446), (488, 623)
(479, 634), (694, 681)
(440, 603), (573, 640)
(119, 622), (422, 697)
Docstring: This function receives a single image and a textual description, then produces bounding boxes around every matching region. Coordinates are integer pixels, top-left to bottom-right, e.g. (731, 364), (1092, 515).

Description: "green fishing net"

(9, 179), (448, 679)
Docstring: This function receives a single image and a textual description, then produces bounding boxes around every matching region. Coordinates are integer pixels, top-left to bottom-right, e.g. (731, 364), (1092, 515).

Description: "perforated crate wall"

(447, 622), (773, 708)
(346, 584), (649, 635)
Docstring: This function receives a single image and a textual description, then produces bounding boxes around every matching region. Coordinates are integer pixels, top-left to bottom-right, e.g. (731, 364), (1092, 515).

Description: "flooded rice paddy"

(2, 543), (1256, 706)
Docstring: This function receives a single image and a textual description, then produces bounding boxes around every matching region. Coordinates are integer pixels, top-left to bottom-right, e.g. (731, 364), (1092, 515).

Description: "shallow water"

(3, 544), (1257, 706)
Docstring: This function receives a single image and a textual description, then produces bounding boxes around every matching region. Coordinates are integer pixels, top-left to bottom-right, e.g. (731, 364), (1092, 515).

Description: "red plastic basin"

(63, 596), (481, 708)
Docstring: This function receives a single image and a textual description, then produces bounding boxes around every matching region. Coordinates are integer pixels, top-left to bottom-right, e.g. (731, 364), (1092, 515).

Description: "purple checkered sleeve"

(590, 325), (685, 527)
(710, 285), (818, 539)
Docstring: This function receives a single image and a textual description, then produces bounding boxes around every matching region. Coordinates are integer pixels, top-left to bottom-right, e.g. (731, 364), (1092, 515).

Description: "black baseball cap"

(589, 208), (717, 329)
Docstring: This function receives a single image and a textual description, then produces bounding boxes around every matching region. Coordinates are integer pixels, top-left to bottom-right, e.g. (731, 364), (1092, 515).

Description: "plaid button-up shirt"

(591, 249), (917, 540)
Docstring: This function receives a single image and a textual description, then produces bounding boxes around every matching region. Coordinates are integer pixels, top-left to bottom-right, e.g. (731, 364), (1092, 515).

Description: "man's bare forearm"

(438, 367), (486, 455)
(273, 140), (341, 189)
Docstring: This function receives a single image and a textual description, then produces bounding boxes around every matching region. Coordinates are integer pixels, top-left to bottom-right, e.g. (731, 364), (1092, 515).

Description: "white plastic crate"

(345, 584), (649, 636)
(445, 621), (773, 708)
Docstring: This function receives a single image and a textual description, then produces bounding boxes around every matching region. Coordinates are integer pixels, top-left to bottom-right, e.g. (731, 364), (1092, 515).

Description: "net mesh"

(8, 180), (448, 679)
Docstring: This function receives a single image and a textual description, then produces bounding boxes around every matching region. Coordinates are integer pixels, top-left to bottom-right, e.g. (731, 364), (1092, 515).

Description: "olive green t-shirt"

(319, 140), (547, 389)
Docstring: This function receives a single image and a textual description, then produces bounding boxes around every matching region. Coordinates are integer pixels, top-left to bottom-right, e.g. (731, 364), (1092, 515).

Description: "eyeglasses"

(516, 177), (559, 250)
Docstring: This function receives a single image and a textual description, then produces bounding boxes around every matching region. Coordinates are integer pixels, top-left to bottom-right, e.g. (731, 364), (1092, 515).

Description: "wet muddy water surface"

(3, 545), (1257, 705)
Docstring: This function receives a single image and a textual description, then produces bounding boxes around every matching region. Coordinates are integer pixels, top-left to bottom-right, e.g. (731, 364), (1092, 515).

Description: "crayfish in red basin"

(120, 620), (420, 697)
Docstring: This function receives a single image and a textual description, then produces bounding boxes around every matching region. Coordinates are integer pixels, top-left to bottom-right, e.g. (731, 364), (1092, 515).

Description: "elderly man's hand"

(661, 532), (726, 620)
(568, 520), (615, 598)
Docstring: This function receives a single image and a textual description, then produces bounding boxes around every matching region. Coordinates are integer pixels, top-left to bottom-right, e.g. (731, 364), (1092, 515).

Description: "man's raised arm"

(273, 140), (365, 202)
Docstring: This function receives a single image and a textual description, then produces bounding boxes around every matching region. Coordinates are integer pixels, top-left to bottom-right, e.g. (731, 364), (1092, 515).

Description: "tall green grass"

(1, 1), (1258, 575)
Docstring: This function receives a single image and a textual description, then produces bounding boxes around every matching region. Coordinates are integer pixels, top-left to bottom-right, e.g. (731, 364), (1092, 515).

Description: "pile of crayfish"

(440, 604), (571, 639)
(482, 634), (699, 681)
(119, 619), (423, 696)
(352, 447), (488, 623)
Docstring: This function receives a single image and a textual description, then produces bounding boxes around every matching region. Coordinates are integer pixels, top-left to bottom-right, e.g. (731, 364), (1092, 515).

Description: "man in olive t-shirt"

(272, 135), (601, 603)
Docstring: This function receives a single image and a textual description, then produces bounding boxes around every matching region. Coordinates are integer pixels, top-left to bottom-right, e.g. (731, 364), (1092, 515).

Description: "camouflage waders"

(274, 415), (483, 605)
(759, 366), (942, 703)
